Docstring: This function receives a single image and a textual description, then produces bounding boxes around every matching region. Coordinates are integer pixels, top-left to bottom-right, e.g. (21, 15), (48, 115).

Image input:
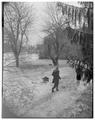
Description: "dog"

(42, 76), (49, 83)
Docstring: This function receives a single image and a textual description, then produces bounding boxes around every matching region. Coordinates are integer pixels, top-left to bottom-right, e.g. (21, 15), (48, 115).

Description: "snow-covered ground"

(3, 54), (93, 118)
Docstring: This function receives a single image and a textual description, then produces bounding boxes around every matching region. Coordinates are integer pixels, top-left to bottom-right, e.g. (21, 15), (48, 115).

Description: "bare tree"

(4, 2), (34, 67)
(43, 3), (69, 66)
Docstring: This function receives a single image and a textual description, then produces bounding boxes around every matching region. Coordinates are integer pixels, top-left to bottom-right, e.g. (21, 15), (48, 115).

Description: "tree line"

(3, 2), (93, 67)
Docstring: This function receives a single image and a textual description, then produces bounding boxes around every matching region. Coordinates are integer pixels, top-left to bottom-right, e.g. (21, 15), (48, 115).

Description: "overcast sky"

(27, 2), (47, 46)
(28, 2), (80, 46)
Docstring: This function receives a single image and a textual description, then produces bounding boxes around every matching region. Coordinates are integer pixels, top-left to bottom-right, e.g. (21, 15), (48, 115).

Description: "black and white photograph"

(2, 1), (93, 118)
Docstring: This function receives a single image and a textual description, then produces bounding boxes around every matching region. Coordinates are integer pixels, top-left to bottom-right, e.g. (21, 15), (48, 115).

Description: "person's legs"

(77, 80), (80, 86)
(56, 86), (59, 91)
(86, 77), (91, 86)
(76, 74), (81, 86)
(52, 83), (56, 92)
(56, 81), (59, 91)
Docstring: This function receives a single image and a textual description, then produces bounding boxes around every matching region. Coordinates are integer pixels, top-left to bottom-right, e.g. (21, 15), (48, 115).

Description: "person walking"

(75, 61), (83, 86)
(52, 66), (61, 92)
(83, 64), (92, 85)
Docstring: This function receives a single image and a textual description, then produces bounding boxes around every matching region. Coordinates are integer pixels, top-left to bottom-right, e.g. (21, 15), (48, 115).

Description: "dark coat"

(52, 70), (61, 83)
(76, 65), (82, 74)
(84, 68), (92, 82)
(76, 65), (83, 80)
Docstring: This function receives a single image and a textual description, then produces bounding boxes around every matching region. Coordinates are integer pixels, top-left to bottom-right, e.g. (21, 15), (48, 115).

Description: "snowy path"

(23, 90), (80, 117)
(22, 67), (82, 118)
(3, 60), (91, 118)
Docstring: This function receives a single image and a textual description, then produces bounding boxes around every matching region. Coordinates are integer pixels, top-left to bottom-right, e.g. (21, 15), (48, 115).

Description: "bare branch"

(4, 2), (34, 67)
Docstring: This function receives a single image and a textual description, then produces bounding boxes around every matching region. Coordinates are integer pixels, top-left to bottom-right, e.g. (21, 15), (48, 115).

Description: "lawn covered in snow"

(3, 53), (93, 118)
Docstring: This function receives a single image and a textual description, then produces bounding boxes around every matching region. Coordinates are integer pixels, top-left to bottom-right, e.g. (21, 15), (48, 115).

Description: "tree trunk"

(52, 57), (58, 66)
(16, 56), (19, 67)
